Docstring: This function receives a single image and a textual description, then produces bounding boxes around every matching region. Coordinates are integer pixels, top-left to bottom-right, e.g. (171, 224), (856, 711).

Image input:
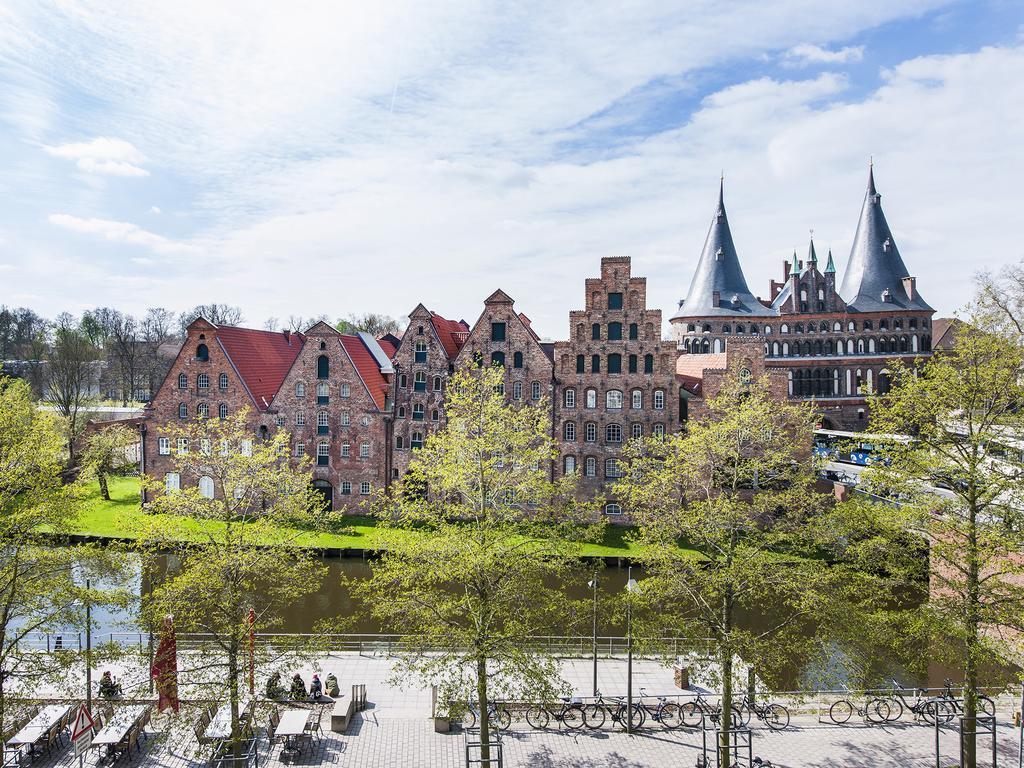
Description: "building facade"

(672, 167), (934, 429)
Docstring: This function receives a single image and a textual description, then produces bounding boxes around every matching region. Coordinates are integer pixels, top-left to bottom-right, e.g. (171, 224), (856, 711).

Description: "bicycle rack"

(958, 715), (997, 768)
(697, 723), (752, 768)
(465, 733), (503, 768)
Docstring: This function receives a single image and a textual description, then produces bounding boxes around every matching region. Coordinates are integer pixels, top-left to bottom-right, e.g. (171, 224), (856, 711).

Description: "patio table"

(5, 705), (72, 755)
(274, 709), (311, 755)
(205, 700), (253, 742)
(91, 705), (148, 757)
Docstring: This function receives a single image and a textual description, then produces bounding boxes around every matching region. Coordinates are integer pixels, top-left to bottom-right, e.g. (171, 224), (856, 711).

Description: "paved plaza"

(7, 654), (1023, 767)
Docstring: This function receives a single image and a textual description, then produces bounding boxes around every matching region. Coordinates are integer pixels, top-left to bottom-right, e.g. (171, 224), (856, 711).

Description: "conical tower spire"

(673, 179), (774, 319)
(808, 235), (818, 266)
(824, 249), (836, 274)
(838, 164), (931, 311)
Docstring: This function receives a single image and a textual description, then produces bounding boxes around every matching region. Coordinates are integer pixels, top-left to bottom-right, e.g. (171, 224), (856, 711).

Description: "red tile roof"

(341, 335), (389, 410)
(518, 313), (541, 341)
(216, 326), (304, 410)
(431, 313), (470, 359)
(675, 352), (727, 379)
(377, 334), (401, 358)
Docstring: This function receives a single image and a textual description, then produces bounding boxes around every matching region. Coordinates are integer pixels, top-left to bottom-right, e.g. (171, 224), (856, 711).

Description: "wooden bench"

(330, 685), (367, 733)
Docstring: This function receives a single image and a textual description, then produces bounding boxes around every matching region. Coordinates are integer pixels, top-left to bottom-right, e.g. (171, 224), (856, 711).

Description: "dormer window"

(881, 288), (892, 302)
(883, 238), (891, 252)
(715, 247), (724, 261)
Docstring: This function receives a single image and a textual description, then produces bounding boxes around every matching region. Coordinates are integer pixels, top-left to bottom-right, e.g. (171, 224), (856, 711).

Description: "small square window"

(158, 437), (170, 455)
(360, 482), (371, 495)
(491, 322), (506, 342)
(607, 292), (623, 310)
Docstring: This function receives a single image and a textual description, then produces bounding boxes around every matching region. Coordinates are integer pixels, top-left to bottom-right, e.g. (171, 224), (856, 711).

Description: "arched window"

(178, 373), (188, 389)
(564, 456), (577, 474)
(317, 355), (329, 379)
(317, 411), (329, 434)
(585, 389), (597, 409)
(585, 423), (597, 442)
(196, 344), (209, 362)
(414, 371), (427, 391)
(848, 321), (856, 332)
(714, 339), (724, 353)
(295, 382), (305, 397)
(414, 341), (427, 363)
(652, 423), (665, 437)
(606, 390), (623, 410)
(607, 353), (621, 374)
(316, 442), (329, 466)
(631, 390), (642, 409)
(491, 351), (505, 367)
(722, 324), (731, 334)
(900, 336), (909, 352)
(218, 373), (228, 390)
(531, 381), (541, 400)
(199, 476), (215, 499)
(629, 323), (638, 340)
(317, 382), (329, 402)
(411, 432), (424, 449)
(644, 355), (654, 374)
(847, 339), (854, 355)
(764, 325), (772, 335)
(513, 381), (522, 400)
(585, 457), (597, 477)
(701, 339), (710, 353)
(605, 458), (622, 478)
(431, 409), (440, 422)
(833, 322), (841, 332)
(433, 376), (442, 391)
(608, 322), (622, 341)
(397, 406), (406, 419)
(564, 422), (576, 441)
(196, 373), (209, 390)
(413, 403), (424, 420)
(576, 355), (585, 373)
(868, 338), (876, 353)
(513, 351), (523, 369)
(857, 339), (865, 354)
(178, 402), (187, 419)
(632, 423), (643, 439)
(772, 342), (779, 357)
(196, 402), (209, 418)
(219, 403), (228, 419)
(780, 324), (789, 334)
(653, 390), (665, 410)
(606, 424), (622, 443)
(564, 388), (576, 408)
(591, 323), (601, 340)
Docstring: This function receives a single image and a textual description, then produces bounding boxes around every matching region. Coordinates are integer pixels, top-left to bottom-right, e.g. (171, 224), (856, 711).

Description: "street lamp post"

(588, 571), (598, 697)
(625, 568), (639, 734)
(85, 578), (92, 711)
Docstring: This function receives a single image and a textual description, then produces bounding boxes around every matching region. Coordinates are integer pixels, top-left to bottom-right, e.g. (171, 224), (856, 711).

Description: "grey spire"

(838, 165), (931, 312)
(673, 179), (774, 319)
(808, 237), (818, 265)
(824, 249), (836, 274)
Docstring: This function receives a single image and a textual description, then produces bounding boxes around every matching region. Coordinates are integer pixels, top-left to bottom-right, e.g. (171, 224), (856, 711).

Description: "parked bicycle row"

(461, 688), (791, 732)
(824, 679), (995, 726)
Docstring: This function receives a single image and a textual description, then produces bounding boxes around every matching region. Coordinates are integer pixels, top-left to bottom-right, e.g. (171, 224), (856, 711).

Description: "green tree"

(46, 314), (100, 466)
(616, 370), (914, 764)
(351, 365), (598, 764)
(80, 424), (138, 501)
(140, 410), (328, 754)
(334, 312), (402, 337)
(868, 326), (1024, 768)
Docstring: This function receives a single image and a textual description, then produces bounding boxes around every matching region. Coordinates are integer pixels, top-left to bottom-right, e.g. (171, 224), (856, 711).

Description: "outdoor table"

(205, 699), (253, 742)
(6, 704), (72, 756)
(91, 705), (148, 759)
(275, 709), (310, 755)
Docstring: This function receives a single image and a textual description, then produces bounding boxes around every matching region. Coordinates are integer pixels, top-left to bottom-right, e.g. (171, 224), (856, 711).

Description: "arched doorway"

(312, 480), (333, 511)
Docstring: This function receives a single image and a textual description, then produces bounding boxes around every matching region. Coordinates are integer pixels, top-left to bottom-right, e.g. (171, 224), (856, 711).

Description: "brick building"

(672, 166), (934, 429)
(552, 257), (679, 515)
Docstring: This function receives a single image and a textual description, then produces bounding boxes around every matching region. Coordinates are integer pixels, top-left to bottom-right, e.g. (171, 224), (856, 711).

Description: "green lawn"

(69, 475), (656, 558)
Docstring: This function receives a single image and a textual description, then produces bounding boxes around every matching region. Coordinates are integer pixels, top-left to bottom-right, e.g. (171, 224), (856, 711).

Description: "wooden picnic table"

(275, 709), (310, 755)
(91, 705), (149, 752)
(5, 705), (72, 755)
(204, 700), (253, 742)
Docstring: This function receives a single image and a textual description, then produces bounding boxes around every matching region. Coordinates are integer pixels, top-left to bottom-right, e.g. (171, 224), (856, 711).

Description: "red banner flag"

(248, 607), (256, 696)
(151, 615), (179, 713)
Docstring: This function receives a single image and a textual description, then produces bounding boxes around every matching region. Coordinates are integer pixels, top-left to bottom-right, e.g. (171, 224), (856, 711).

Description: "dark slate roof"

(673, 180), (774, 319)
(838, 166), (932, 313)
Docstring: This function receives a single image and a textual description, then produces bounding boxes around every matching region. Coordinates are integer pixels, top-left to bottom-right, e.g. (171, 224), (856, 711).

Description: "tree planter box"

(434, 716), (451, 733)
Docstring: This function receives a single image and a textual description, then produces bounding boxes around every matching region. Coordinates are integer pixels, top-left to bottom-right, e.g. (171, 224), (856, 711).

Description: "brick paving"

(8, 653), (1022, 767)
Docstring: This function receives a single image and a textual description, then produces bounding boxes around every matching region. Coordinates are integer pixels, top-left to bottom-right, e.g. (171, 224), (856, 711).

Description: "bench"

(330, 685), (367, 733)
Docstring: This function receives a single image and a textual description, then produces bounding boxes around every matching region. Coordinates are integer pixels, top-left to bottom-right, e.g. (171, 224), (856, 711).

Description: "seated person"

(289, 673), (307, 701)
(98, 671), (122, 700)
(325, 673), (340, 698)
(265, 671), (287, 700)
(309, 674), (323, 699)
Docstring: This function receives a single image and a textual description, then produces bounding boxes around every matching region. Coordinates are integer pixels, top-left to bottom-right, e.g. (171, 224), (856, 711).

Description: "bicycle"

(828, 685), (891, 724)
(733, 694), (790, 730)
(584, 690), (644, 731)
(937, 678), (995, 719)
(525, 697), (587, 731)
(680, 692), (743, 729)
(882, 679), (954, 725)
(462, 700), (512, 731)
(637, 687), (684, 730)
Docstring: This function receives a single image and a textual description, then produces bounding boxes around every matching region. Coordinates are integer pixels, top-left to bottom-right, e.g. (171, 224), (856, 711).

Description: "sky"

(1, 1), (1022, 339)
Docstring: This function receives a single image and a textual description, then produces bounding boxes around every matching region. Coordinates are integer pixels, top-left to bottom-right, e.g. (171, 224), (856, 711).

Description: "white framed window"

(653, 423), (665, 437)
(395, 435), (404, 450)
(317, 411), (329, 427)
(585, 423), (597, 443)
(295, 443), (305, 457)
(433, 376), (442, 392)
(340, 411), (351, 426)
(431, 409), (440, 422)
(164, 472), (180, 492)
(341, 481), (352, 495)
(606, 390), (623, 410)
(219, 373), (229, 391)
(317, 382), (329, 398)
(361, 415), (370, 427)
(178, 403), (187, 419)
(513, 381), (522, 400)
(196, 402), (209, 418)
(653, 390), (665, 410)
(177, 373), (187, 389)
(631, 423), (643, 439)
(176, 438), (189, 454)
(197, 373), (209, 390)
(411, 431), (424, 449)
(585, 457), (596, 477)
(341, 383), (351, 398)
(240, 440), (252, 456)
(198, 476), (215, 499)
(158, 437), (170, 455)
(296, 412), (305, 427)
(317, 442), (329, 458)
(605, 458), (622, 478)
(218, 403), (228, 419)
(585, 389), (597, 409)
(200, 438), (211, 455)
(276, 415), (285, 427)
(341, 443), (350, 458)
(564, 388), (576, 409)
(564, 422), (576, 441)
(606, 423), (622, 443)
(564, 456), (576, 474)
(295, 382), (305, 397)
(604, 503), (623, 516)
(631, 390), (642, 409)
(360, 482), (371, 495)
(360, 443), (370, 458)
(219, 439), (230, 456)
(399, 373), (407, 389)
(531, 381), (541, 400)
(414, 341), (427, 363)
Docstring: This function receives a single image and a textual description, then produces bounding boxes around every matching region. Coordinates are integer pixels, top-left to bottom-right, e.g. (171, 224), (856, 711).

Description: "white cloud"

(149, 206), (161, 214)
(43, 137), (149, 177)
(47, 214), (194, 254)
(785, 43), (865, 66)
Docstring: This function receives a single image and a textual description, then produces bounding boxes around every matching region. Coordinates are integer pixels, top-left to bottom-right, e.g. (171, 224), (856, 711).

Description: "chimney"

(902, 276), (916, 301)
(283, 329), (291, 343)
(783, 261), (791, 280)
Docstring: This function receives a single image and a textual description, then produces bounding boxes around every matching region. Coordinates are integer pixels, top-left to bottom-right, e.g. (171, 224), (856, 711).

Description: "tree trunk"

(98, 473), (110, 501)
(476, 654), (490, 766)
(229, 644), (241, 760)
(719, 584), (735, 768)
(963, 504), (981, 768)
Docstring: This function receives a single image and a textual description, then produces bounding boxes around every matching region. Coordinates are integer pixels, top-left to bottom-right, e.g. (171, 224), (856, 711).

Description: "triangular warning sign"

(71, 704), (94, 742)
